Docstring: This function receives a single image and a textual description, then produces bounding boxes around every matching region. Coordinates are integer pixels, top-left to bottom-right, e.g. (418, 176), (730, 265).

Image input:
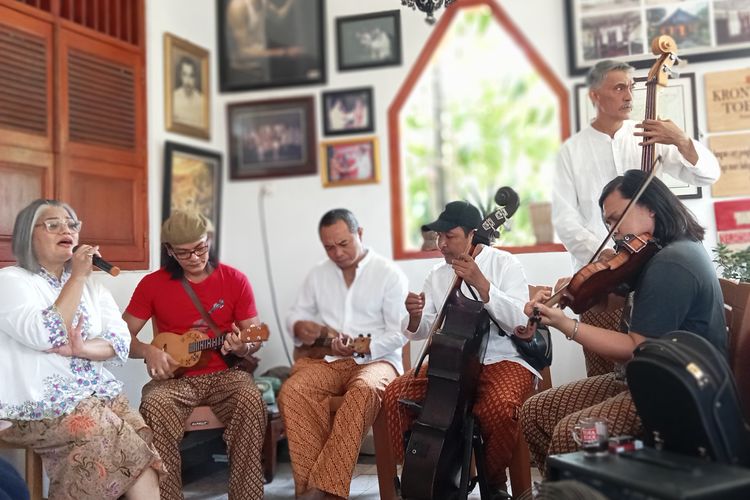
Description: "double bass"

(516, 35), (679, 333)
(398, 187), (519, 500)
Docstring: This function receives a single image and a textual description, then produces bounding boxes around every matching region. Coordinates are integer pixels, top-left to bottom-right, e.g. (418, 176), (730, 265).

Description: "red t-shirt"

(126, 263), (257, 377)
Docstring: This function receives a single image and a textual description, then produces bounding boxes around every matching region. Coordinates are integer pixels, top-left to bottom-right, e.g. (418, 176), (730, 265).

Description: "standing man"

(382, 201), (537, 499)
(552, 59), (720, 376)
(554, 59), (720, 270)
(123, 211), (267, 500)
(279, 209), (408, 500)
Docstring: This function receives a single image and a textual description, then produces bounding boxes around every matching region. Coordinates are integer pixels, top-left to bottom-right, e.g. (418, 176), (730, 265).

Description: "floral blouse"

(0, 266), (130, 420)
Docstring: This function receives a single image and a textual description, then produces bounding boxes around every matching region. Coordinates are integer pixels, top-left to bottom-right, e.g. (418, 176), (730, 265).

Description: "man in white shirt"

(278, 208), (408, 500)
(172, 57), (204, 128)
(553, 59), (720, 270)
(382, 201), (537, 499)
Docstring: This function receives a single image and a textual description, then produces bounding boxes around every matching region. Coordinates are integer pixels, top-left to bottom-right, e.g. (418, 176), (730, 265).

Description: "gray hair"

(586, 60), (634, 89)
(12, 199), (78, 273)
(318, 208), (360, 233)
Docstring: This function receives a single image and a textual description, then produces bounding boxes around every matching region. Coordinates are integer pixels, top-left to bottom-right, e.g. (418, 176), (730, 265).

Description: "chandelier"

(402, 0), (459, 24)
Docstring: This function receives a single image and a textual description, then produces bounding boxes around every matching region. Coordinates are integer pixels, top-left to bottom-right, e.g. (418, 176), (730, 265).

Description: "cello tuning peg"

(662, 65), (680, 78)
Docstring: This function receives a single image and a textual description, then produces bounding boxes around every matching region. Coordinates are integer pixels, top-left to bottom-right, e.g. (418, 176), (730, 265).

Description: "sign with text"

(709, 133), (750, 197)
(705, 68), (750, 132)
(714, 198), (750, 251)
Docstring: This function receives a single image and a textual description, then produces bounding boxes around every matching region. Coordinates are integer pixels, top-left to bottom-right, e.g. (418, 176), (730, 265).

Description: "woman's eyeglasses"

(171, 244), (209, 260)
(35, 219), (83, 234)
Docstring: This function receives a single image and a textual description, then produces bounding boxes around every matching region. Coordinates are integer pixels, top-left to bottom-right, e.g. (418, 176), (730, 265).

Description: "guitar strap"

(180, 278), (241, 368)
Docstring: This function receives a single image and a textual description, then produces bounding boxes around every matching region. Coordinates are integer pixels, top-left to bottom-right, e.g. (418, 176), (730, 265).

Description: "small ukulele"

(151, 323), (270, 371)
(293, 326), (371, 360)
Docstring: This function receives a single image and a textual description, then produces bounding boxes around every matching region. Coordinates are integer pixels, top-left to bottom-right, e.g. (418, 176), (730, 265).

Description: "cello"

(516, 35), (679, 334)
(398, 187), (519, 500)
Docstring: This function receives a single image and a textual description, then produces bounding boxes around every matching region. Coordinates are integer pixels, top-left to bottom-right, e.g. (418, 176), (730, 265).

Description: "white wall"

(99, 0), (750, 407)
(94, 0), (588, 410)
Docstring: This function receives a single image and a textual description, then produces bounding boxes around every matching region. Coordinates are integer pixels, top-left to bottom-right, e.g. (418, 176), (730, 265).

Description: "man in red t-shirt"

(123, 211), (267, 500)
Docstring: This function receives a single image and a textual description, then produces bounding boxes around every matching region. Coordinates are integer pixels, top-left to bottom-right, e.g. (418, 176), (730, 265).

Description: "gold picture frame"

(320, 137), (380, 188)
(164, 33), (210, 139)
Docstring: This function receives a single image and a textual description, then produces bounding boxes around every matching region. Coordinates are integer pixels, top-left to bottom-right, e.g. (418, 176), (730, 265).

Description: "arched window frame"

(388, 0), (571, 260)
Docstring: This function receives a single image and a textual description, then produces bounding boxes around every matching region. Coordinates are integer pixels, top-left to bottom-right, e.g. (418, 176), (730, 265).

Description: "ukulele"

(151, 323), (270, 372)
(292, 326), (372, 360)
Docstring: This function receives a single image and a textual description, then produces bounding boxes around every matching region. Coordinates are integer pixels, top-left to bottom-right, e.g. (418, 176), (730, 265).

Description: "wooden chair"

(719, 278), (750, 419)
(0, 438), (44, 500)
(183, 402), (285, 483)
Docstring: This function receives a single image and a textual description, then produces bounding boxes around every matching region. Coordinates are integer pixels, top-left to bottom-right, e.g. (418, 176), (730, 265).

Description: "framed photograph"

(565, 0), (750, 76)
(217, 0), (326, 92)
(163, 141), (223, 256)
(321, 87), (375, 136)
(228, 96), (317, 180)
(320, 137), (380, 187)
(574, 72), (701, 199)
(336, 10), (402, 71)
(164, 33), (210, 139)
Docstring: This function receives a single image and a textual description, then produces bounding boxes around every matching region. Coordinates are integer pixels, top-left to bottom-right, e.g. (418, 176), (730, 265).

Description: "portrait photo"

(164, 33), (210, 139)
(228, 96), (316, 180)
(217, 0), (326, 91)
(163, 141), (223, 256)
(321, 87), (374, 136)
(321, 137), (380, 188)
(336, 10), (402, 71)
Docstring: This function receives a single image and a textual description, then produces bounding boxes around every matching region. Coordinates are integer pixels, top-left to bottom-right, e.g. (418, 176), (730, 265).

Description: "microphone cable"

(258, 185), (294, 367)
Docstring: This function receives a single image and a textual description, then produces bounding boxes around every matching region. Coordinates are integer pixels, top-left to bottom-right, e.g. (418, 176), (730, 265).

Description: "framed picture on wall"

(217, 0), (326, 92)
(228, 96), (317, 180)
(163, 141), (223, 256)
(574, 72), (702, 199)
(336, 10), (402, 71)
(565, 0), (750, 76)
(321, 87), (375, 136)
(320, 137), (380, 187)
(164, 33), (210, 139)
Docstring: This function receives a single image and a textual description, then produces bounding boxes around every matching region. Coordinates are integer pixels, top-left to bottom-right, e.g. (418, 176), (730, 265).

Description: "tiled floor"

(184, 460), (382, 499)
(182, 447), (541, 499)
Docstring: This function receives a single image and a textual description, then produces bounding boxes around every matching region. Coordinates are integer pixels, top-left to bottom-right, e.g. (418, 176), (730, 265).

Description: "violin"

(516, 36), (679, 337)
(398, 187), (519, 500)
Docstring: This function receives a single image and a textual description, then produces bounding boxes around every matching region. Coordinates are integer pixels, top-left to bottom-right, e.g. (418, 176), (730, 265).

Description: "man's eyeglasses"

(35, 219), (83, 234)
(171, 244), (209, 260)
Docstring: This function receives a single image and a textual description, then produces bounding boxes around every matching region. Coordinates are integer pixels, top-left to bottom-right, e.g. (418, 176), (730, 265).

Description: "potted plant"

(713, 243), (750, 282)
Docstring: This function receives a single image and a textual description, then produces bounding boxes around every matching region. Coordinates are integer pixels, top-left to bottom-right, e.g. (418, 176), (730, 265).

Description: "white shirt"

(173, 87), (204, 128)
(286, 250), (409, 373)
(407, 246), (539, 378)
(0, 267), (130, 420)
(553, 120), (720, 269)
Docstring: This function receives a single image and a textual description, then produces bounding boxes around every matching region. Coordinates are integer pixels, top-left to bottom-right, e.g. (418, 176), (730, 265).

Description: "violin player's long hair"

(598, 169), (705, 245)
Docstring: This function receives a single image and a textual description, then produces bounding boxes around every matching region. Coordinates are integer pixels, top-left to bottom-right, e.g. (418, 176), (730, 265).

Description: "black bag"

(510, 324), (552, 372)
(626, 330), (750, 466)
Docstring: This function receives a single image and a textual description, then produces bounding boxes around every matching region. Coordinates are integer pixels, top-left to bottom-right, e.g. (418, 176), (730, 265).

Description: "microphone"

(73, 245), (121, 277)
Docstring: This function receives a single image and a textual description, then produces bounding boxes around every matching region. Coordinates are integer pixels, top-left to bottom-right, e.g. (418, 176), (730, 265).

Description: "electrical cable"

(258, 187), (293, 366)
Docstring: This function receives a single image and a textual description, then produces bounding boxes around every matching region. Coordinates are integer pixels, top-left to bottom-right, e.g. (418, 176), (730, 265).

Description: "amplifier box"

(547, 448), (750, 499)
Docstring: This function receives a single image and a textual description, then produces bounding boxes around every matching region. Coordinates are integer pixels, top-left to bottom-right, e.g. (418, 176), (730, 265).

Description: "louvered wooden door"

(56, 28), (147, 267)
(0, 5), (54, 265)
(0, 0), (147, 269)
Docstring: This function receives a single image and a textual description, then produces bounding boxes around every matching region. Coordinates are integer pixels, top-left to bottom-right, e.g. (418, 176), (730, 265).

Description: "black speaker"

(547, 448), (750, 499)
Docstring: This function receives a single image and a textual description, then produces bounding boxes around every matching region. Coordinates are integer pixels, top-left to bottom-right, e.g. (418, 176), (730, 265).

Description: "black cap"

(421, 201), (482, 233)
